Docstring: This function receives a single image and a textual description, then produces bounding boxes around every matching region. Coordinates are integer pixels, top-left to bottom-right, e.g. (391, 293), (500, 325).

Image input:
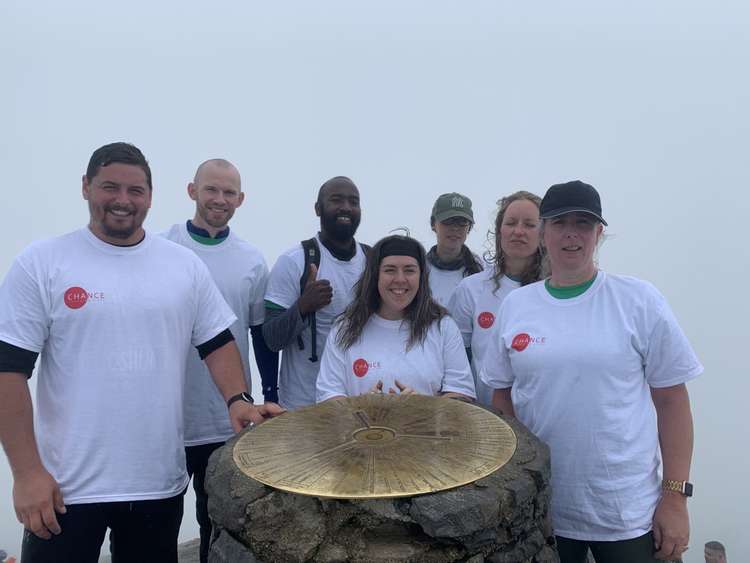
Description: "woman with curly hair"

(448, 190), (543, 405)
(316, 235), (475, 401)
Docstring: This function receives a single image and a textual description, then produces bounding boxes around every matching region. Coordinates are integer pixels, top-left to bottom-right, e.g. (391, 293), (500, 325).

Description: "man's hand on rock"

(229, 401), (285, 432)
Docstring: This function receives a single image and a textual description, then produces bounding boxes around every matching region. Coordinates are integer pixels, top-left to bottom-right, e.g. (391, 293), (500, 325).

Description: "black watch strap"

(227, 392), (253, 409)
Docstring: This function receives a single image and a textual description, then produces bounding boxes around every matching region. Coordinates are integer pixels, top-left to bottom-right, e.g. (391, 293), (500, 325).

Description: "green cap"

(431, 192), (474, 224)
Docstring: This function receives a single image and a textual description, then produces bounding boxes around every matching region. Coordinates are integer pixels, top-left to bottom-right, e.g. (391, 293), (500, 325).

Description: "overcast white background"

(1, 2), (748, 561)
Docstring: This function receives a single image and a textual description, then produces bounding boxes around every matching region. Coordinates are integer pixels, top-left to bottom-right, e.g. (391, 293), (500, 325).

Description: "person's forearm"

(492, 387), (515, 416)
(442, 392), (474, 402)
(652, 384), (693, 481)
(0, 373), (45, 477)
(262, 304), (307, 352)
(204, 342), (249, 402)
(250, 324), (279, 402)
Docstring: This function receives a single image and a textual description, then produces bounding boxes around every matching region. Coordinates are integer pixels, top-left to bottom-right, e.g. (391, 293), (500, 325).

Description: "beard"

(101, 223), (137, 239)
(99, 204), (144, 240)
(321, 210), (360, 241)
(197, 204), (233, 229)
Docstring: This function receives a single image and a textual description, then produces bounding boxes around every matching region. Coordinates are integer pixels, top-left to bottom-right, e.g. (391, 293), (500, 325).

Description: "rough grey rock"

(177, 539), (202, 563)
(209, 530), (261, 563)
(206, 412), (558, 563)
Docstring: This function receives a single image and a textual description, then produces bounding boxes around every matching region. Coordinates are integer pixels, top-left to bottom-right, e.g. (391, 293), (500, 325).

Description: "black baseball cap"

(540, 180), (607, 226)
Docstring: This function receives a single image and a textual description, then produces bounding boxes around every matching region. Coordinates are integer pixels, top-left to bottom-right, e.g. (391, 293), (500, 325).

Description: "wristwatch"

(662, 479), (693, 497)
(227, 392), (253, 409)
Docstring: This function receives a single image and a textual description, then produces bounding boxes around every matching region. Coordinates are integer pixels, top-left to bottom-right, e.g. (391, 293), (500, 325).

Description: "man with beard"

(0, 143), (281, 563)
(162, 159), (280, 563)
(263, 176), (367, 410)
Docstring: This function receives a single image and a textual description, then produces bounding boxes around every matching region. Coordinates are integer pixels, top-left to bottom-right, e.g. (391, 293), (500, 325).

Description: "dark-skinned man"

(0, 143), (282, 563)
(263, 176), (367, 410)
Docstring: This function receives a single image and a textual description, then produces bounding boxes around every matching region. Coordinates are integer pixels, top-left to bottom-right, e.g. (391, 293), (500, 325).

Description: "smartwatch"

(227, 392), (253, 409)
(662, 479), (693, 497)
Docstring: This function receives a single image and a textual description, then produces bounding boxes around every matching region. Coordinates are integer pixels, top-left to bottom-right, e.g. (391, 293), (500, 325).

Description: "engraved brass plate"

(232, 394), (517, 499)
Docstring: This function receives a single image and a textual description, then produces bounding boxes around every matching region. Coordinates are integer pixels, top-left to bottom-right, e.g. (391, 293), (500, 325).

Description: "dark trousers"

(556, 532), (682, 563)
(185, 441), (225, 563)
(21, 492), (184, 563)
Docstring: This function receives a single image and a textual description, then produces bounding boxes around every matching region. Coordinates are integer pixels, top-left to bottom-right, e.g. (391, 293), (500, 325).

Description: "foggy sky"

(1, 2), (748, 560)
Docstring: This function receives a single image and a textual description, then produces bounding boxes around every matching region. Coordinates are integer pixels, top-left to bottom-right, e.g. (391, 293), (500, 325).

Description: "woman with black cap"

(481, 181), (702, 563)
(427, 192), (484, 307)
(316, 235), (475, 401)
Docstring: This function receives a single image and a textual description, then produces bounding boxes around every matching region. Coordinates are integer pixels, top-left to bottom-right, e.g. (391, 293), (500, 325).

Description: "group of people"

(0, 141), (702, 563)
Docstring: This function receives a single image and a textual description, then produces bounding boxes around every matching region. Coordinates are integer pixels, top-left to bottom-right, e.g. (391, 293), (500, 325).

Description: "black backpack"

(297, 238), (370, 362)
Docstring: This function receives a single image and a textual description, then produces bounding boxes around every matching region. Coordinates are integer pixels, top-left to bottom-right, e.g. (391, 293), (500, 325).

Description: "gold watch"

(662, 479), (693, 497)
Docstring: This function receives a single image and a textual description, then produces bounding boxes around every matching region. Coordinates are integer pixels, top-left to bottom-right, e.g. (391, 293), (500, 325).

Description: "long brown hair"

(337, 235), (445, 350)
(484, 190), (544, 290)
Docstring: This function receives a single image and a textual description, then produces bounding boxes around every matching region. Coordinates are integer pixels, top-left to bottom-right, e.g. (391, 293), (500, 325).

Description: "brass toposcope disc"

(232, 394), (517, 499)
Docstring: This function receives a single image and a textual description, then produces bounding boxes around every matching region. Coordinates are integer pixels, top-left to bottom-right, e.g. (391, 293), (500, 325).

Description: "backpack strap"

(298, 238), (321, 362)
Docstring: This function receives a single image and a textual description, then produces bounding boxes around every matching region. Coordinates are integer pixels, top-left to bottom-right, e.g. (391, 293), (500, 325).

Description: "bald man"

(162, 159), (280, 563)
(705, 541), (727, 563)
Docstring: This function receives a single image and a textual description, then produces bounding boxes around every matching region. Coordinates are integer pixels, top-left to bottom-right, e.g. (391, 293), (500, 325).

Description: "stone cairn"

(205, 414), (558, 563)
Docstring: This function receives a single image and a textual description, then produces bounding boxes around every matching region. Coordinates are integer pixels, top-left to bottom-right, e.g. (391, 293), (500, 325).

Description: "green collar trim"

(545, 273), (597, 299)
(188, 231), (227, 246)
(264, 300), (285, 311)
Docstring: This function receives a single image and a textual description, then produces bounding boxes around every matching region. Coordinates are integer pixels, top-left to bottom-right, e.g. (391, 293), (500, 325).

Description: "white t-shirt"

(265, 236), (367, 410)
(428, 266), (465, 307)
(479, 272), (703, 541)
(447, 268), (520, 406)
(316, 314), (476, 401)
(162, 223), (268, 446)
(0, 228), (236, 504)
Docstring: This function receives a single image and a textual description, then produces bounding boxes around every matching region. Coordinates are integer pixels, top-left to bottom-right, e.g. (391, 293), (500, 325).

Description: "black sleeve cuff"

(250, 324), (279, 403)
(196, 329), (235, 360)
(0, 340), (39, 377)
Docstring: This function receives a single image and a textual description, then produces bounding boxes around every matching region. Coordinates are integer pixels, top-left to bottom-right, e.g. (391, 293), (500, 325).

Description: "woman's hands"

(368, 379), (417, 395)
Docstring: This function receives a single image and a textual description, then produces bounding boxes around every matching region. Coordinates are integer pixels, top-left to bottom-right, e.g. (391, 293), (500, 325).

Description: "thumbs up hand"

(298, 263), (333, 315)
(307, 263), (318, 283)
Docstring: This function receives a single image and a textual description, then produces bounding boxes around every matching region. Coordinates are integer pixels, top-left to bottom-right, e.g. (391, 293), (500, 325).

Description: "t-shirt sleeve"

(0, 254), (49, 353)
(248, 259), (270, 327)
(478, 317), (514, 389)
(644, 296), (703, 388)
(447, 282), (474, 348)
(439, 319), (477, 398)
(264, 253), (302, 310)
(315, 325), (349, 402)
(191, 258), (238, 347)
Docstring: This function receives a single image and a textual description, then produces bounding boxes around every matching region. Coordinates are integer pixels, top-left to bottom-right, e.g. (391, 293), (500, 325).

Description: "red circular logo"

(511, 333), (531, 352)
(353, 358), (369, 377)
(477, 311), (495, 329)
(64, 287), (88, 309)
